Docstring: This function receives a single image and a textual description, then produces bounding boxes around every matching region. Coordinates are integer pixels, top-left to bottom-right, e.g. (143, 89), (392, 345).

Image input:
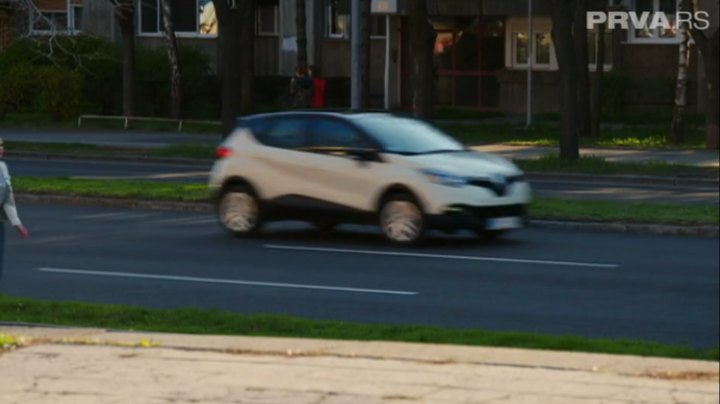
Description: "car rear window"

(255, 118), (309, 149)
(237, 117), (269, 138)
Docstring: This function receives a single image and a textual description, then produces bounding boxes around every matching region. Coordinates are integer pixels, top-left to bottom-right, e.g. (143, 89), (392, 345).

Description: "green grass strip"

(532, 198), (718, 225)
(0, 294), (716, 360)
(15, 176), (209, 202)
(13, 176), (718, 226)
(7, 141), (218, 160)
(514, 154), (717, 178)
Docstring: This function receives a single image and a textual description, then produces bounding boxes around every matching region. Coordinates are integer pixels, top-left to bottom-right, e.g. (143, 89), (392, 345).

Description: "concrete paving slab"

(0, 325), (717, 404)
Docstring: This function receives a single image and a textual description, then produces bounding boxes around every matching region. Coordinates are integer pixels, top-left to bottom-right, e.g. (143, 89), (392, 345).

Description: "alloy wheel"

(219, 192), (259, 233)
(381, 200), (423, 243)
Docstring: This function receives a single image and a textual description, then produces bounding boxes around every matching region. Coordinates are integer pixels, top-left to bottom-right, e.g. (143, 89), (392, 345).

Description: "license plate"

(485, 216), (523, 230)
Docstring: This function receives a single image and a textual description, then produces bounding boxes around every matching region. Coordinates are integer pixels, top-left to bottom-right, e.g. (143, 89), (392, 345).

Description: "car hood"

(385, 150), (522, 177)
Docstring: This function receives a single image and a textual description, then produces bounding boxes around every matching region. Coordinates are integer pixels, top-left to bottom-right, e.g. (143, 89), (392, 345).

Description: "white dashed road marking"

(37, 268), (418, 296)
(264, 244), (619, 269)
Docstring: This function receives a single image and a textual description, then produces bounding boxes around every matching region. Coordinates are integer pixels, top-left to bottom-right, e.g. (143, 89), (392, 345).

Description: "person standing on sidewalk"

(0, 138), (29, 279)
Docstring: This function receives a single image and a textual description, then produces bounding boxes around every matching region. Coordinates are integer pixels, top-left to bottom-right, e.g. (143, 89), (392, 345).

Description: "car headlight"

(420, 169), (467, 187)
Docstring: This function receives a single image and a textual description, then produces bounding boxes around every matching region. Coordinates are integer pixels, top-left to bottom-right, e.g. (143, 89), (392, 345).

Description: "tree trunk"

(114, 1), (135, 117)
(688, 1), (719, 150)
(160, 0), (182, 119)
(216, 1), (242, 135)
(408, 0), (434, 121)
(703, 31), (719, 149)
(551, 0), (579, 160)
(360, 0), (371, 108)
(296, 0), (307, 70)
(573, 0), (591, 137)
(216, 0), (255, 136)
(672, 25), (691, 144)
(239, 2), (255, 116)
(590, 5), (605, 138)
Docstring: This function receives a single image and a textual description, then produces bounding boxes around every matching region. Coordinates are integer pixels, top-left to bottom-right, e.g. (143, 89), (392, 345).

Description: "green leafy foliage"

(0, 35), (217, 119)
(37, 66), (83, 121)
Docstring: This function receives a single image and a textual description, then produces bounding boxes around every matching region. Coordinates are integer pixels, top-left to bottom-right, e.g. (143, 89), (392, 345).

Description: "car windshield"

(353, 116), (465, 155)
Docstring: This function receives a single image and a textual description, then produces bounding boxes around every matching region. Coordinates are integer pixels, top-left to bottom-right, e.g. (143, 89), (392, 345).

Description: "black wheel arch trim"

(375, 184), (425, 213)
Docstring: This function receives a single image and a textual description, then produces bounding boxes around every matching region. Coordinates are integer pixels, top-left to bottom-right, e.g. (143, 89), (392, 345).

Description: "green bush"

(0, 35), (219, 120)
(0, 64), (41, 119)
(37, 66), (83, 121)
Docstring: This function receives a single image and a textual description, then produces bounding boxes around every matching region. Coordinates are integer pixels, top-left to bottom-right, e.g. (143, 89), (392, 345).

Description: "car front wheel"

(218, 185), (262, 236)
(380, 194), (425, 245)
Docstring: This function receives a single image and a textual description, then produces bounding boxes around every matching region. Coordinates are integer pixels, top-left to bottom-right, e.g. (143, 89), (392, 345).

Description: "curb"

(16, 194), (212, 213)
(8, 151), (212, 166)
(530, 219), (719, 238)
(2, 324), (718, 377)
(17, 193), (719, 238)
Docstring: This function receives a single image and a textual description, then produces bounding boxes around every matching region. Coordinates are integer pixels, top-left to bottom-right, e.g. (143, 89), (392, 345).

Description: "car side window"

(310, 119), (372, 149)
(258, 118), (309, 150)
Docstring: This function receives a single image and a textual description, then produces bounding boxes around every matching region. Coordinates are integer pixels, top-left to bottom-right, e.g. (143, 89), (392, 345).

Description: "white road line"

(264, 245), (619, 269)
(36, 268), (418, 296)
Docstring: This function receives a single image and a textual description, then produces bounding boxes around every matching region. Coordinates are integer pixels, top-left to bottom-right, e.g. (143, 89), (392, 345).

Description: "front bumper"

(425, 204), (528, 230)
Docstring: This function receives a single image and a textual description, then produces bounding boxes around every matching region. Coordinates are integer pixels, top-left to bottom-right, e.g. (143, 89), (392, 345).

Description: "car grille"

(468, 174), (525, 196)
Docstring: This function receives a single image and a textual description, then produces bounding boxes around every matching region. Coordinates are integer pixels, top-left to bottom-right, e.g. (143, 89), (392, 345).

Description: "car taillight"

(216, 146), (232, 159)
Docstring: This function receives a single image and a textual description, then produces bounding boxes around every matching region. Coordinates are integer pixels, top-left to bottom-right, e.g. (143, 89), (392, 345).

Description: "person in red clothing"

(309, 65), (326, 109)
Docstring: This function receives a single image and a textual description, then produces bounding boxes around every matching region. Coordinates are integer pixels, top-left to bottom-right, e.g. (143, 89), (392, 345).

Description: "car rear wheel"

(380, 194), (425, 245)
(218, 185), (262, 236)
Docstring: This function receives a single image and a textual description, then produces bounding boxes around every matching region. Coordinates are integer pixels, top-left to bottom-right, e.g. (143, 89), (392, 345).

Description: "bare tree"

(408, 0), (434, 121)
(216, 0), (256, 136)
(160, 0), (182, 119)
(551, 0), (579, 159)
(672, 0), (693, 144)
(687, 0), (719, 149)
(590, 0), (607, 138)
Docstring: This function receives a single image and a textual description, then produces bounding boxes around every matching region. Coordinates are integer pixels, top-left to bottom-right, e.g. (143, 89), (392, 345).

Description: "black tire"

(313, 221), (338, 233)
(379, 193), (425, 246)
(217, 184), (263, 237)
(475, 229), (506, 241)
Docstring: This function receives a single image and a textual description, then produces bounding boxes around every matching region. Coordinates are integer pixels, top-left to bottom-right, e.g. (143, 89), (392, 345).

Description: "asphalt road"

(7, 156), (719, 204)
(2, 203), (718, 348)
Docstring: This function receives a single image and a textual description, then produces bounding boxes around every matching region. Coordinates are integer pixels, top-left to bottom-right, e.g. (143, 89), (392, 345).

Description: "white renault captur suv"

(208, 112), (531, 245)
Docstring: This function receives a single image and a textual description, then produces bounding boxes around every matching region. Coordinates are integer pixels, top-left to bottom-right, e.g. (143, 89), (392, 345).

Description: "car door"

(305, 117), (388, 212)
(253, 116), (316, 201)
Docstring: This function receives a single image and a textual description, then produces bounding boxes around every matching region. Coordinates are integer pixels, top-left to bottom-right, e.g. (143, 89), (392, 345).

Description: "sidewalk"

(1, 325), (718, 404)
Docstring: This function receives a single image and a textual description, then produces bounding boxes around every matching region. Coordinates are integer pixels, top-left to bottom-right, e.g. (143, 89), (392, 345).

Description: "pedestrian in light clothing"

(0, 138), (29, 279)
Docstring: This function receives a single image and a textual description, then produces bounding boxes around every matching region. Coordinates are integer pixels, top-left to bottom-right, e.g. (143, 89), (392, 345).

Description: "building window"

(512, 31), (551, 67)
(71, 5), (83, 32)
(256, 3), (278, 35)
(327, 1), (348, 38)
(629, 0), (679, 43)
(505, 17), (557, 70)
(32, 11), (68, 32)
(370, 15), (386, 37)
(139, 0), (217, 36)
